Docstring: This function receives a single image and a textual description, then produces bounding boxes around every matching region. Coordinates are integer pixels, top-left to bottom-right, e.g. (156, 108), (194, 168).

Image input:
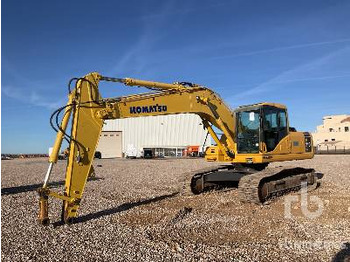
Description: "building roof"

(319, 141), (341, 146)
(341, 116), (350, 123)
(323, 114), (348, 120)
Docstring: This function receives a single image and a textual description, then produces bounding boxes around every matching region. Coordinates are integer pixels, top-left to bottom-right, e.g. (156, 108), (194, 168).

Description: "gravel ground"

(1, 155), (350, 261)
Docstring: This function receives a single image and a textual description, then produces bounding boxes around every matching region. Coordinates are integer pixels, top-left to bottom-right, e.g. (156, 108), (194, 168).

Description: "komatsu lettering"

(130, 104), (167, 114)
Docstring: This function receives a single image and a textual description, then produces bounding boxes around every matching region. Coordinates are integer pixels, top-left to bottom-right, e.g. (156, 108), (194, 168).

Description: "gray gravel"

(1, 155), (350, 261)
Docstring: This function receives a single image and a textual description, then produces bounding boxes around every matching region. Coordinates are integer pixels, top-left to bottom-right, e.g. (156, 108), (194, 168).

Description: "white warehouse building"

(96, 114), (212, 158)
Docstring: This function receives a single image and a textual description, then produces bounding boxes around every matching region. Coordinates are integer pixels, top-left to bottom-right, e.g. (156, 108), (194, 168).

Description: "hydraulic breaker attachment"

(37, 188), (50, 225)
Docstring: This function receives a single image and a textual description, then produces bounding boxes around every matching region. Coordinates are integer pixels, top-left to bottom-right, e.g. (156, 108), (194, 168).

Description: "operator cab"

(235, 103), (289, 153)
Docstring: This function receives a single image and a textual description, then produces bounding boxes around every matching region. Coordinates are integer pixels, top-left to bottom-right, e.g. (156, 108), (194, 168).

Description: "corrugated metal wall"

(102, 114), (212, 153)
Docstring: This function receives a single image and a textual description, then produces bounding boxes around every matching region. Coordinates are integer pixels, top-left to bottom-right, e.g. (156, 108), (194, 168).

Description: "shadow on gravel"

(332, 243), (350, 262)
(54, 192), (179, 226)
(1, 177), (103, 196)
(316, 172), (324, 179)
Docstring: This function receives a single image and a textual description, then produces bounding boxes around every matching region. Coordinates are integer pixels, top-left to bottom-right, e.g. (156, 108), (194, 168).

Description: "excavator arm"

(38, 72), (237, 224)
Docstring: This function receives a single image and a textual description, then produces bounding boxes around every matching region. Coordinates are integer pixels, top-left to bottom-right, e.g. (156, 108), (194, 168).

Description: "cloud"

(212, 38), (350, 60)
(108, 0), (187, 77)
(108, 7), (167, 76)
(271, 73), (350, 83)
(2, 85), (65, 109)
(227, 46), (350, 101)
(2, 60), (67, 110)
(140, 2), (229, 20)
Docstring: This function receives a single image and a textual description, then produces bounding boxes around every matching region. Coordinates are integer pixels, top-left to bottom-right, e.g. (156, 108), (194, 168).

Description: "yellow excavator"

(38, 72), (318, 225)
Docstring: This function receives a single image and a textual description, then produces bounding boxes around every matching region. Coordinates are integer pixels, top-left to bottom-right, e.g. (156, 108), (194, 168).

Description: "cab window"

(263, 107), (288, 152)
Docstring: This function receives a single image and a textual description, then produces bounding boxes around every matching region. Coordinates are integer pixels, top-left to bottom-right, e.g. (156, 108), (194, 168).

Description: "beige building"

(312, 115), (350, 150)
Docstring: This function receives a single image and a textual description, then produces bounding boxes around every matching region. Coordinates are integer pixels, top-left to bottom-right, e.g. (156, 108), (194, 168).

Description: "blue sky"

(2, 0), (350, 153)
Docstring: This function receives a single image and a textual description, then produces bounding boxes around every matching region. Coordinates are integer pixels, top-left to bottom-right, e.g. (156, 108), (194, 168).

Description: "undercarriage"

(182, 164), (319, 203)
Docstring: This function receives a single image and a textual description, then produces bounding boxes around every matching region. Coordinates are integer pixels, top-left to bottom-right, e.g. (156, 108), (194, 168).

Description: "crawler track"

(237, 166), (317, 203)
(181, 165), (318, 204)
(180, 166), (230, 196)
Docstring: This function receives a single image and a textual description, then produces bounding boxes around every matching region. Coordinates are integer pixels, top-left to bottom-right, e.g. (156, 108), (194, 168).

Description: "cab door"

(236, 109), (261, 153)
(262, 107), (289, 152)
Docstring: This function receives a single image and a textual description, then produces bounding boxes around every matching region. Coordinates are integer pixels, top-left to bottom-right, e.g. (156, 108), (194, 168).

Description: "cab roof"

(236, 102), (286, 110)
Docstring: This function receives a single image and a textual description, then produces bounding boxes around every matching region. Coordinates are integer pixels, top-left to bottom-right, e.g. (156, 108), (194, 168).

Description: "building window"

(345, 127), (349, 132)
(339, 127), (341, 132)
(324, 139), (328, 142)
(331, 138), (335, 141)
(329, 128), (334, 132)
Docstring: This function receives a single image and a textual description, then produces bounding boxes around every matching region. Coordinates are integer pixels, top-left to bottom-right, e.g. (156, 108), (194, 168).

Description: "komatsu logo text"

(130, 104), (168, 114)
